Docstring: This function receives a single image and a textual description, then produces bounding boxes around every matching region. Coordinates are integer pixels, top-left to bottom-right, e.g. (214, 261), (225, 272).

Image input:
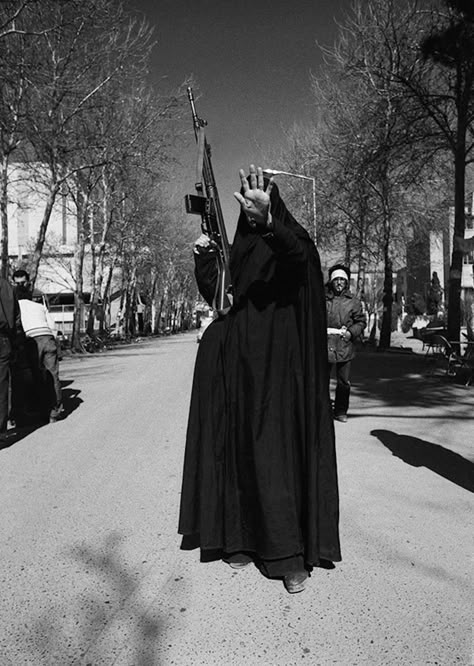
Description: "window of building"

(463, 250), (474, 265)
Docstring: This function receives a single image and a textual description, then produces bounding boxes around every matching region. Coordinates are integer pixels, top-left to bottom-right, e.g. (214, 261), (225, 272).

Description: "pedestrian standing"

(0, 278), (21, 438)
(178, 165), (341, 594)
(326, 264), (366, 423)
(14, 279), (62, 424)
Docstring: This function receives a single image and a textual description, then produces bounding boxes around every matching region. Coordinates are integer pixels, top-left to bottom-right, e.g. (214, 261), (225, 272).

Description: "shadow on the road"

(60, 378), (83, 418)
(0, 379), (82, 451)
(351, 350), (474, 414)
(28, 533), (165, 665)
(0, 423), (39, 450)
(371, 429), (474, 493)
(339, 411), (473, 420)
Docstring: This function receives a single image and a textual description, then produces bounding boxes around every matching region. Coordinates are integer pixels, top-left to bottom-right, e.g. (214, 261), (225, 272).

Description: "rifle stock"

(185, 86), (232, 315)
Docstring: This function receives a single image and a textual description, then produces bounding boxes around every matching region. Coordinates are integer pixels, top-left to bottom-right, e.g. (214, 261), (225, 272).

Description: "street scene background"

(1, 2), (473, 663)
(0, 333), (472, 665)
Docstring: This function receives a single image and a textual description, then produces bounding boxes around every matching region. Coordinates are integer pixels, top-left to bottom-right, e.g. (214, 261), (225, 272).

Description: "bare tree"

(0, 0), (60, 276)
(22, 0), (154, 287)
(309, 0), (448, 347)
(0, 0), (198, 349)
(85, 82), (187, 335)
(416, 0), (474, 342)
(333, 0), (474, 342)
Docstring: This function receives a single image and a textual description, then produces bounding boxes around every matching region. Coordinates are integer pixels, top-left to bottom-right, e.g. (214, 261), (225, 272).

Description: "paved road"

(0, 334), (472, 665)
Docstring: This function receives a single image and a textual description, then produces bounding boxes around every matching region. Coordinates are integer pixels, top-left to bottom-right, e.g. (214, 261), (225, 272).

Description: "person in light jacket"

(326, 264), (366, 422)
(14, 276), (62, 424)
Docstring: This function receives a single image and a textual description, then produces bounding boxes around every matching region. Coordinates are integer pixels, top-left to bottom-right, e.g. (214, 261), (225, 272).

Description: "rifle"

(184, 86), (232, 315)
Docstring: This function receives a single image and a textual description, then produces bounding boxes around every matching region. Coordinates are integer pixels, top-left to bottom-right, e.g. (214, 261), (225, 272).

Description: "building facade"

(7, 164), (92, 335)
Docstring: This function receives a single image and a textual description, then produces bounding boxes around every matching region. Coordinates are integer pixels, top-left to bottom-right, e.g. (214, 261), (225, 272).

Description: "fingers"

(233, 192), (245, 207)
(256, 166), (266, 190)
(194, 233), (216, 254)
(195, 233), (210, 246)
(265, 176), (274, 197)
(238, 165), (268, 191)
(249, 164), (257, 190)
(239, 169), (248, 193)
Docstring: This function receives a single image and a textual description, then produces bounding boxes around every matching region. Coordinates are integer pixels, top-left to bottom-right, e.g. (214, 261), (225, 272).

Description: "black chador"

(178, 183), (341, 573)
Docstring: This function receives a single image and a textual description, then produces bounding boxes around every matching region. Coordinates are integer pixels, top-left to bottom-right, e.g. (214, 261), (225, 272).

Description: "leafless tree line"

(270, 0), (474, 348)
(0, 0), (198, 350)
(2, 0), (473, 352)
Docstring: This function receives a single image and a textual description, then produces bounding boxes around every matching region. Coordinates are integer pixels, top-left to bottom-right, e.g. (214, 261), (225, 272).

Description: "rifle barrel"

(187, 86), (206, 135)
(186, 87), (231, 314)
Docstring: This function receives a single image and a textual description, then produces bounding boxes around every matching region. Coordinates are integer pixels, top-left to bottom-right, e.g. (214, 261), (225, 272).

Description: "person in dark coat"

(326, 264), (366, 423)
(0, 278), (22, 439)
(178, 165), (341, 594)
(10, 270), (44, 427)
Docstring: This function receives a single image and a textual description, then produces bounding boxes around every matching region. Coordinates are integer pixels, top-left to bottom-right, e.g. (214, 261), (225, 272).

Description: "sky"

(128, 0), (353, 232)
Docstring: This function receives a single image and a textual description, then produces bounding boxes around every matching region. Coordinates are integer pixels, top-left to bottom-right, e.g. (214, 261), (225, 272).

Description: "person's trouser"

(10, 339), (38, 424)
(34, 335), (62, 418)
(331, 360), (351, 416)
(0, 336), (12, 433)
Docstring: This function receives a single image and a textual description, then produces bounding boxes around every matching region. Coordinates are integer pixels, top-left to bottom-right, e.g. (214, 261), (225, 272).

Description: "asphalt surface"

(0, 332), (472, 666)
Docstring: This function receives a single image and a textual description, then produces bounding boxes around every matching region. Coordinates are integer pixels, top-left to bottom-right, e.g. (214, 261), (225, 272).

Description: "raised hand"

(233, 164), (274, 229)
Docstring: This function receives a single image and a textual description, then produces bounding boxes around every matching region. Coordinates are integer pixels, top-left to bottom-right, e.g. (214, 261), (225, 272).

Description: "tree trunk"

(0, 155), (10, 278)
(356, 232), (367, 300)
(71, 234), (86, 352)
(71, 194), (89, 352)
(149, 269), (158, 333)
(29, 184), (60, 289)
(447, 141), (466, 344)
(125, 266), (137, 337)
(86, 209), (98, 335)
(379, 222), (393, 349)
(91, 243), (108, 334)
(344, 226), (351, 268)
(88, 174), (113, 335)
(100, 260), (115, 335)
(155, 293), (164, 334)
(465, 290), (474, 340)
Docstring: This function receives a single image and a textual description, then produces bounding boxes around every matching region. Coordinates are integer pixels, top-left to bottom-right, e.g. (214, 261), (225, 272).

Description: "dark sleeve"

(0, 280), (22, 338)
(348, 298), (366, 339)
(14, 297), (23, 337)
(194, 251), (218, 308)
(260, 214), (306, 264)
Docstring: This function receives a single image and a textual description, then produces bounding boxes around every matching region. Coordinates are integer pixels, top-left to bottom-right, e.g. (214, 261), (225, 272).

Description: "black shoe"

(284, 571), (309, 594)
(224, 553), (252, 569)
(334, 414), (348, 423)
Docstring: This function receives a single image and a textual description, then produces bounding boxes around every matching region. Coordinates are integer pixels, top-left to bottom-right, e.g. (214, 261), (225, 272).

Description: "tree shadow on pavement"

(371, 429), (474, 493)
(27, 533), (166, 665)
(351, 350), (474, 412)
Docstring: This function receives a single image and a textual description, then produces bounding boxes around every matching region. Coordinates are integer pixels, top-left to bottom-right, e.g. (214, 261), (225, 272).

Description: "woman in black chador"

(178, 165), (341, 594)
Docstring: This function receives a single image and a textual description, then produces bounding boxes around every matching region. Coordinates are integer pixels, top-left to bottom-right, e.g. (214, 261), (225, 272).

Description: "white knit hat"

(329, 268), (349, 282)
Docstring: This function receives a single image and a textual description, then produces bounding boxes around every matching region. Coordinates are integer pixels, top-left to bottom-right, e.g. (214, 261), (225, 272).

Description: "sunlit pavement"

(0, 332), (472, 665)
